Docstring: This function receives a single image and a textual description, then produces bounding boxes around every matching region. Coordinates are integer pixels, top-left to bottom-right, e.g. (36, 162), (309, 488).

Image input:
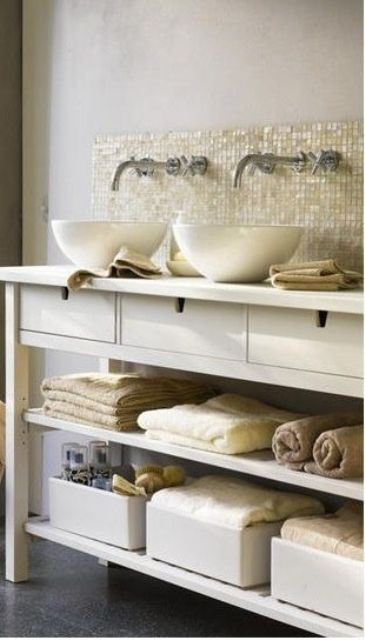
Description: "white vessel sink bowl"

(173, 224), (304, 283)
(52, 220), (167, 268)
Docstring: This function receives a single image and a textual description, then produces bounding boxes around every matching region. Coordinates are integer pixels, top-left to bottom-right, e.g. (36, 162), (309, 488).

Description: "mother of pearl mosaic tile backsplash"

(92, 120), (363, 272)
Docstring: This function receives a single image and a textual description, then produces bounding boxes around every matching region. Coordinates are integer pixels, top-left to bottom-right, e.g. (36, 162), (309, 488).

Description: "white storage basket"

(147, 502), (282, 588)
(49, 477), (146, 550)
(271, 537), (363, 628)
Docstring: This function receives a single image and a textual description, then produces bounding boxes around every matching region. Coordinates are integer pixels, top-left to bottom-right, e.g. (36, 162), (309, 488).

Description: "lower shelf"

(25, 518), (361, 638)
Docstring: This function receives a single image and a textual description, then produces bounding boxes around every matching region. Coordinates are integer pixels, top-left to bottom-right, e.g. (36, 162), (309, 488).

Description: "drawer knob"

(175, 298), (186, 313)
(316, 310), (328, 328)
(61, 287), (69, 301)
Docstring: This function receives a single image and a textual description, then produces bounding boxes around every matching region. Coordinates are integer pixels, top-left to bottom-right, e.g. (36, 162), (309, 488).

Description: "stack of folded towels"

(270, 259), (363, 291)
(281, 501), (363, 561)
(41, 373), (213, 431)
(272, 411), (363, 478)
(138, 394), (301, 454)
(151, 474), (325, 528)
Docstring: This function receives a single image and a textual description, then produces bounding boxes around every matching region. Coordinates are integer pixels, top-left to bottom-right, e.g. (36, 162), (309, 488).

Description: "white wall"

(45, 0), (363, 263)
(23, 0), (363, 509)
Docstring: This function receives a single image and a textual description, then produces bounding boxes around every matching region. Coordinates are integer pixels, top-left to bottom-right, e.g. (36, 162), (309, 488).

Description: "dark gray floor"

(0, 522), (313, 637)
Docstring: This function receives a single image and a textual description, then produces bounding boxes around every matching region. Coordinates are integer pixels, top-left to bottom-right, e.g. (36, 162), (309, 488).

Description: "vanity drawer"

(121, 294), (246, 360)
(248, 306), (363, 377)
(20, 285), (116, 343)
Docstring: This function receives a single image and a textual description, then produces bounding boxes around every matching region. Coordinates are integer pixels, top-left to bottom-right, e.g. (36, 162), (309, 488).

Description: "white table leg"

(98, 358), (122, 568)
(5, 283), (30, 582)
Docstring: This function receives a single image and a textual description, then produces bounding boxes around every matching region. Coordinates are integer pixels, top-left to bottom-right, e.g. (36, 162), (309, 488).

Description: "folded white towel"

(151, 475), (324, 529)
(138, 393), (300, 455)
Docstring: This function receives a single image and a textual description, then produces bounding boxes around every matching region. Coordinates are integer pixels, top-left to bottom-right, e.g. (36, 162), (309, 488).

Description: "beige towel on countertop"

(305, 425), (363, 478)
(67, 246), (162, 291)
(138, 393), (301, 455)
(0, 401), (5, 483)
(151, 474), (324, 529)
(270, 259), (363, 291)
(281, 501), (363, 561)
(272, 411), (363, 470)
(42, 373), (214, 432)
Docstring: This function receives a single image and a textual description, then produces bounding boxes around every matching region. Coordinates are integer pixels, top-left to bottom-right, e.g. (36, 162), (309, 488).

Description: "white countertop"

(0, 265), (363, 313)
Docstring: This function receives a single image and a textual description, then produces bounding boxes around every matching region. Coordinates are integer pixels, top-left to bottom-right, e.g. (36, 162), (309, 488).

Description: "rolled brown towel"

(272, 411), (363, 470)
(305, 425), (363, 478)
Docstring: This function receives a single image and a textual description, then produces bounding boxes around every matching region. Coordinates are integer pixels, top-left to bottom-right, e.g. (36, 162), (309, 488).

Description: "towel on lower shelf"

(41, 373), (214, 432)
(272, 411), (363, 470)
(281, 501), (363, 561)
(305, 424), (363, 478)
(0, 402), (4, 483)
(151, 475), (324, 529)
(269, 259), (363, 291)
(138, 393), (301, 454)
(67, 246), (162, 291)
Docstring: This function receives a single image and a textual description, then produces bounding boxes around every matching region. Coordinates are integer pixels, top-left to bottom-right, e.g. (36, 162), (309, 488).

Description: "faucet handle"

(309, 149), (340, 175)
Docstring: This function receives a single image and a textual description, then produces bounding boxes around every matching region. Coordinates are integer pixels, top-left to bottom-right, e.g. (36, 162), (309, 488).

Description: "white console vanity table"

(0, 266), (363, 637)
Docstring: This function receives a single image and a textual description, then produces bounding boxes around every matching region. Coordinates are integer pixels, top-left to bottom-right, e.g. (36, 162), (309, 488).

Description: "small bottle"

(61, 443), (79, 481)
(69, 445), (89, 485)
(90, 443), (111, 490)
(88, 440), (107, 478)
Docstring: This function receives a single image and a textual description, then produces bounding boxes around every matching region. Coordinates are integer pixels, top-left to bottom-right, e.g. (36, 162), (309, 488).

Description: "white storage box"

(271, 537), (364, 628)
(49, 477), (146, 550)
(147, 502), (282, 587)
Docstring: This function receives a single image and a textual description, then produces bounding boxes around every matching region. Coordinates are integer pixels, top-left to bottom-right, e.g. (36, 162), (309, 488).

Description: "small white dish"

(166, 260), (201, 277)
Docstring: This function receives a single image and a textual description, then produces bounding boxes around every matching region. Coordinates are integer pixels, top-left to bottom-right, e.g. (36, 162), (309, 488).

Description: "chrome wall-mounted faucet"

(111, 155), (208, 190)
(307, 149), (340, 175)
(233, 149), (341, 187)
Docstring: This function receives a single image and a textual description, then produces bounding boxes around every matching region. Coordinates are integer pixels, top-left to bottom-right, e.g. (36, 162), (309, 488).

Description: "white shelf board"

(0, 265), (362, 313)
(24, 518), (361, 638)
(24, 409), (364, 500)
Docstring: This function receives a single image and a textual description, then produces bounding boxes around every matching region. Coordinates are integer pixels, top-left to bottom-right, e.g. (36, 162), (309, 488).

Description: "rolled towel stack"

(272, 411), (363, 478)
(41, 373), (214, 432)
(138, 393), (302, 454)
(281, 501), (363, 561)
(270, 259), (363, 291)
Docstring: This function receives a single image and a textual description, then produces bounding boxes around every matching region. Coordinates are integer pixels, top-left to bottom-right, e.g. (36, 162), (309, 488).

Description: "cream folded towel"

(270, 259), (363, 291)
(67, 246), (162, 291)
(281, 501), (363, 561)
(151, 475), (324, 529)
(0, 401), (5, 483)
(272, 411), (363, 470)
(138, 393), (300, 454)
(305, 424), (363, 478)
(41, 373), (214, 432)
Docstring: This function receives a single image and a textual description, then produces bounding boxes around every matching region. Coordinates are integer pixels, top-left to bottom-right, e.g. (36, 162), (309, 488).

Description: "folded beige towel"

(270, 259), (363, 291)
(138, 393), (301, 454)
(42, 373), (214, 432)
(281, 501), (363, 561)
(305, 425), (363, 478)
(0, 401), (5, 483)
(67, 246), (162, 291)
(151, 475), (324, 529)
(272, 411), (363, 470)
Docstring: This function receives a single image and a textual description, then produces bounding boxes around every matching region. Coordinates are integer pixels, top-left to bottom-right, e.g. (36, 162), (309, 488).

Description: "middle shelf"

(24, 408), (363, 500)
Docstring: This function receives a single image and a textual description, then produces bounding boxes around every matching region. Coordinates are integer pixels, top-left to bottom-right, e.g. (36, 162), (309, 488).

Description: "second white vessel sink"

(173, 223), (303, 283)
(52, 220), (167, 268)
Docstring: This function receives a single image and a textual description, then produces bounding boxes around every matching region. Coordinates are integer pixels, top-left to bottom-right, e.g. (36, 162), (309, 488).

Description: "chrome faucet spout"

(233, 151), (307, 187)
(111, 160), (135, 190)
